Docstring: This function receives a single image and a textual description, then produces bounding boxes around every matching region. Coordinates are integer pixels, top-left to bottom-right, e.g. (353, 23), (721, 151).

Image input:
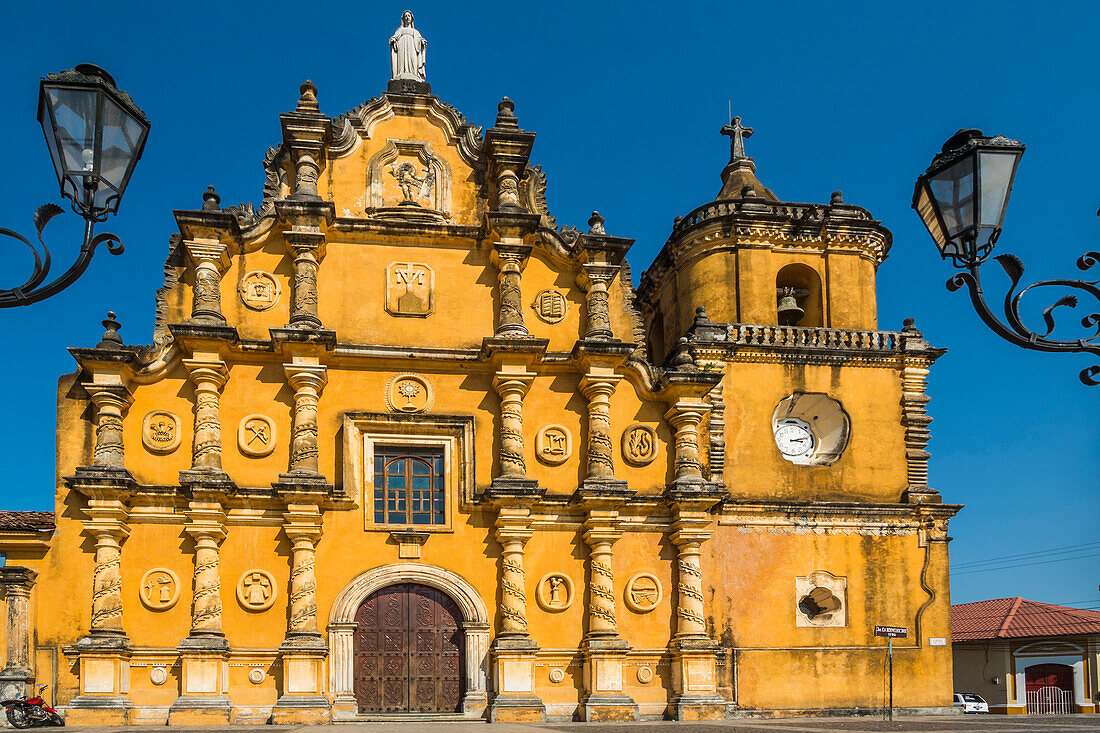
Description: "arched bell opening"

(775, 263), (824, 327)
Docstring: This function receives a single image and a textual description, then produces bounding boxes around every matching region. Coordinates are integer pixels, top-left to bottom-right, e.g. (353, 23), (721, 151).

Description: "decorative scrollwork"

(0, 204), (125, 307)
(946, 251), (1100, 385)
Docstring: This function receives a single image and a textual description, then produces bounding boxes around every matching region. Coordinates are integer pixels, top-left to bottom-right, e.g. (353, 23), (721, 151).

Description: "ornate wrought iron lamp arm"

(946, 251), (1100, 385)
(0, 205), (123, 308)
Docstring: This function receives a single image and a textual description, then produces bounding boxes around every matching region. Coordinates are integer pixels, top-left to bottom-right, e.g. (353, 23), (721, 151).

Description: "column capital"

(284, 363), (328, 393)
(582, 511), (623, 548)
(184, 503), (228, 544)
(284, 229), (328, 259)
(81, 382), (133, 412)
(283, 504), (324, 543)
(490, 243), (531, 272)
(183, 239), (231, 272)
(577, 263), (619, 291)
(81, 500), (132, 542)
(663, 399), (709, 427)
(579, 373), (622, 399)
(494, 506), (534, 546)
(183, 359), (230, 389)
(492, 369), (535, 398)
(0, 567), (37, 593)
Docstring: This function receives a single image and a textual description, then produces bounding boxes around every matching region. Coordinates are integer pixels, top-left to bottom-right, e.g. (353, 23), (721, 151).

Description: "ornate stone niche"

(534, 425), (571, 465)
(535, 573), (574, 612)
(795, 570), (847, 628)
(139, 568), (181, 611)
(385, 262), (435, 317)
(239, 271), (281, 311)
(238, 414), (277, 457)
(142, 410), (181, 455)
(621, 424), (658, 466)
(366, 139), (452, 221)
(237, 570), (278, 611)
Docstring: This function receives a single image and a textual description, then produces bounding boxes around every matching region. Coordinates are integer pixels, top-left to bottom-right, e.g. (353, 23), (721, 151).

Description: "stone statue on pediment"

(390, 10), (427, 82)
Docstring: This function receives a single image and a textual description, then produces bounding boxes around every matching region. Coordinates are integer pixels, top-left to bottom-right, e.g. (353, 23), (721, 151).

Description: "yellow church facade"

(0, 32), (960, 724)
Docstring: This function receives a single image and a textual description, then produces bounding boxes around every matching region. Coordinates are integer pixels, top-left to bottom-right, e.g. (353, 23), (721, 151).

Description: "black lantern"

(912, 129), (1024, 268)
(37, 64), (149, 222)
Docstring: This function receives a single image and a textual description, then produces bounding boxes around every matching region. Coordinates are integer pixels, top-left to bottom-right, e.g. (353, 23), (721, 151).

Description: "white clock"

(774, 418), (815, 457)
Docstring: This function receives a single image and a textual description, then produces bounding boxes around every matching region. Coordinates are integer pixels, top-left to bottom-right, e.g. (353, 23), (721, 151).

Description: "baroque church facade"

(0, 16), (960, 724)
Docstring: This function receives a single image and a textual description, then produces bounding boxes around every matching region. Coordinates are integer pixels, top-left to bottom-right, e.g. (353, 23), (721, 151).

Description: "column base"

(64, 697), (134, 726)
(0, 668), (34, 700)
(64, 633), (134, 722)
(171, 634), (231, 724)
(670, 636), (725, 721)
(275, 633), (329, 722)
(581, 636), (637, 722)
(166, 695), (232, 726)
(489, 635), (545, 723)
(269, 695), (332, 724)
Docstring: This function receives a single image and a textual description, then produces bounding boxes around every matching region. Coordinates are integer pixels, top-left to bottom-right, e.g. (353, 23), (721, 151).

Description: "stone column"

(899, 319), (941, 504)
(488, 506), (544, 722)
(184, 241), (230, 324)
(67, 501), (134, 724)
(0, 568), (36, 700)
(495, 251), (528, 338)
(286, 232), (325, 330)
(580, 265), (616, 341)
(667, 511), (724, 720)
(183, 360), (230, 473)
(170, 504), (231, 725)
(273, 504), (330, 724)
(665, 400), (707, 489)
(579, 512), (635, 721)
(492, 370), (534, 483)
(284, 364), (327, 475)
(84, 385), (132, 470)
(580, 375), (621, 484)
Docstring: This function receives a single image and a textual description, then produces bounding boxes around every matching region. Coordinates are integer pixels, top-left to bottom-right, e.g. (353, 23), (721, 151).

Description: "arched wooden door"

(353, 583), (464, 714)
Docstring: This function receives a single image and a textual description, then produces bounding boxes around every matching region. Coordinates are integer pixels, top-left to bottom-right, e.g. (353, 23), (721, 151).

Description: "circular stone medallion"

(142, 411), (182, 455)
(237, 569), (278, 611)
(385, 374), (434, 413)
(535, 573), (575, 612)
(636, 666), (654, 684)
(150, 666), (168, 686)
(248, 667), (266, 684)
(238, 414), (277, 457)
(139, 568), (181, 611)
(239, 271), (281, 311)
(622, 424), (658, 466)
(548, 668), (565, 683)
(531, 289), (568, 324)
(624, 572), (663, 613)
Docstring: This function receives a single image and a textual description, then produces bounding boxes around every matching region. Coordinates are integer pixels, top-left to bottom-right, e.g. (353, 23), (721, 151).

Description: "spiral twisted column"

(580, 265), (616, 341)
(183, 240), (230, 324)
(494, 507), (534, 636)
(184, 506), (227, 637)
(283, 505), (323, 638)
(492, 371), (534, 480)
(285, 231), (326, 330)
(495, 251), (528, 338)
(183, 360), (229, 472)
(284, 364), (328, 475)
(84, 385), (133, 470)
(665, 400), (707, 487)
(80, 501), (131, 637)
(671, 535), (707, 636)
(580, 375), (622, 482)
(582, 514), (623, 637)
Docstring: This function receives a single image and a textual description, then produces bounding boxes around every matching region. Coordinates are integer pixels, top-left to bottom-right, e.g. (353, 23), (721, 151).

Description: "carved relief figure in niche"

(142, 410), (181, 454)
(531, 289), (568, 324)
(390, 10), (426, 82)
(389, 161), (435, 206)
(622, 424), (658, 466)
(238, 415), (276, 458)
(385, 262), (435, 317)
(385, 374), (434, 413)
(536, 573), (574, 611)
(237, 570), (277, 611)
(535, 425), (571, 465)
(139, 568), (180, 611)
(239, 271), (280, 311)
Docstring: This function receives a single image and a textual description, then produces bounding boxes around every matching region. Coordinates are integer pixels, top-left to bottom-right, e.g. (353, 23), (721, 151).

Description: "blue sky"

(0, 0), (1096, 609)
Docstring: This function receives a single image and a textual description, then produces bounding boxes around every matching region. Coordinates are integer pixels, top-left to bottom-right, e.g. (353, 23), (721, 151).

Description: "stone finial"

(669, 337), (695, 370)
(694, 306), (708, 325)
(720, 115), (754, 161)
(588, 211), (606, 235)
(902, 317), (919, 334)
(831, 190), (844, 205)
(297, 80), (319, 111)
(97, 311), (123, 350)
(202, 186), (220, 212)
(674, 215), (683, 225)
(495, 97), (518, 128)
(741, 184), (756, 199)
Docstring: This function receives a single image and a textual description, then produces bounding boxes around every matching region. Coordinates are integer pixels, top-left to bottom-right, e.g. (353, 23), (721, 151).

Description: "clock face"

(774, 419), (815, 457)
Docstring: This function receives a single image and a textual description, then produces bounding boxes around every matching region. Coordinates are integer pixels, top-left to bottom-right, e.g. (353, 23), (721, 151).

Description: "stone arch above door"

(328, 563), (489, 719)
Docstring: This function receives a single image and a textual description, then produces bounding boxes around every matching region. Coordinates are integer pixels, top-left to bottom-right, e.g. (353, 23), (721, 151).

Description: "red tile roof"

(952, 597), (1100, 641)
(0, 511), (55, 532)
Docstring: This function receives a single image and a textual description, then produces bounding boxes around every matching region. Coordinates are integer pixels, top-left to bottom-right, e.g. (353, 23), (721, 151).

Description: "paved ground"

(58, 717), (1100, 733)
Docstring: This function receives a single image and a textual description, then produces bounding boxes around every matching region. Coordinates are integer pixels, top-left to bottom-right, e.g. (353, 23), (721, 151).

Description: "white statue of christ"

(390, 10), (427, 82)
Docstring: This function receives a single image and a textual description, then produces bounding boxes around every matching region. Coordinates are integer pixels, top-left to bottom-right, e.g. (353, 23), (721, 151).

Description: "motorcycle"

(2, 684), (63, 728)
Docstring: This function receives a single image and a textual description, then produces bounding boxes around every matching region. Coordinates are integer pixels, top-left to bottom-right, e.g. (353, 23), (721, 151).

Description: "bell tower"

(637, 117), (891, 365)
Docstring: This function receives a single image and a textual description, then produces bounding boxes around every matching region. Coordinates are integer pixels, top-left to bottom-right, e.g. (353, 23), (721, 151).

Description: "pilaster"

(0, 567), (36, 700)
(578, 264), (617, 341)
(899, 319), (944, 504)
(84, 382), (133, 472)
(579, 373), (628, 495)
(282, 363), (328, 476)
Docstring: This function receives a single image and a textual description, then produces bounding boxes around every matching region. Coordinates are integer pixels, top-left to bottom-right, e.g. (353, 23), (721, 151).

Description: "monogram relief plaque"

(535, 425), (571, 465)
(385, 262), (435, 316)
(622, 424), (658, 466)
(385, 374), (434, 413)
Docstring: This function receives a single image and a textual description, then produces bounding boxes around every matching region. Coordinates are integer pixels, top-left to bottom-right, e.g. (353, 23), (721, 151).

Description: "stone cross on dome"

(721, 116), (754, 161)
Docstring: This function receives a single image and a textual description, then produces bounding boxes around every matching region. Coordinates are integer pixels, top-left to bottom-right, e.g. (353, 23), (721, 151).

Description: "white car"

(954, 693), (990, 713)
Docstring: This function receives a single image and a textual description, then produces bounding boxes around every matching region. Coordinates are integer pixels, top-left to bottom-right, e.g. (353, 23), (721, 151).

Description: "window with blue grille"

(372, 445), (445, 525)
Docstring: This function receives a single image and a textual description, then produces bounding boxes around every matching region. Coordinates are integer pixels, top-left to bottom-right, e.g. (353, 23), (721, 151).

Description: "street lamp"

(0, 64), (149, 307)
(913, 129), (1100, 386)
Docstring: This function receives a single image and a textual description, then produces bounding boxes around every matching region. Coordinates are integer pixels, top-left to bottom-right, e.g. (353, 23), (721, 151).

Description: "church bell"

(777, 289), (805, 326)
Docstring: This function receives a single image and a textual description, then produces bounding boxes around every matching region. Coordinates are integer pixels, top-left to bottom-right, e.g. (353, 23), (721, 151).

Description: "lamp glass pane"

(45, 87), (98, 176)
(928, 154), (976, 240)
(914, 185), (946, 249)
(977, 149), (1018, 230)
(98, 95), (144, 191)
(38, 94), (65, 188)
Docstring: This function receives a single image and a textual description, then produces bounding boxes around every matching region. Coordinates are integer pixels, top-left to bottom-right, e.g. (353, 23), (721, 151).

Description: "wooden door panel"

(353, 583), (464, 714)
